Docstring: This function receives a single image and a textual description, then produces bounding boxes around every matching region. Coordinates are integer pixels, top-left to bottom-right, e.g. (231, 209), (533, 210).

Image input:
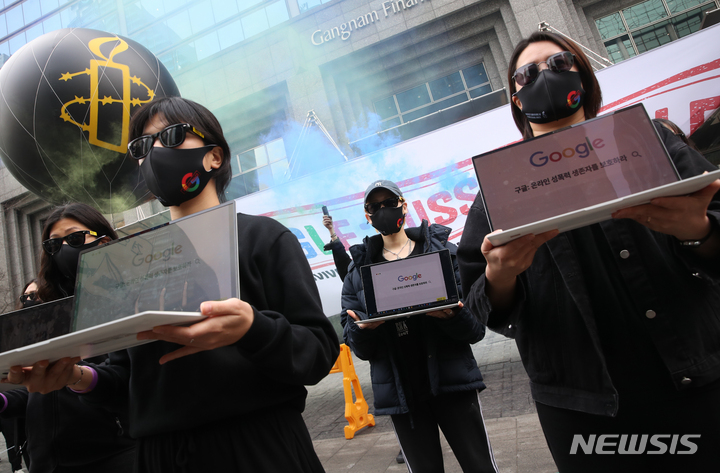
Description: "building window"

(226, 138), (289, 199)
(373, 63), (493, 131)
(596, 0), (719, 63)
(0, 0), (289, 72)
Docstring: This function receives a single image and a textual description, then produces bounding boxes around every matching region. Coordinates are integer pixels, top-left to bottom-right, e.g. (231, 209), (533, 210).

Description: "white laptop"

(472, 104), (720, 246)
(0, 201), (240, 380)
(356, 249), (460, 324)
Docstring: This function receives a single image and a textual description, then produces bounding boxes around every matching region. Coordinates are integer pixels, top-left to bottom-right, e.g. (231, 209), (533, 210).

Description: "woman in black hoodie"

(0, 203), (135, 473)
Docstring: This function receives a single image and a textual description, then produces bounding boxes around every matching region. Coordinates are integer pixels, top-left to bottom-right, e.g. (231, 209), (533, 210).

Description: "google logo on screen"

(398, 273), (422, 282)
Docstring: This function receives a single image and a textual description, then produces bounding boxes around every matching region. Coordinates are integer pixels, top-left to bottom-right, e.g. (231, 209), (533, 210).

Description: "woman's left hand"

(426, 301), (464, 319)
(137, 298), (254, 365)
(612, 179), (720, 241)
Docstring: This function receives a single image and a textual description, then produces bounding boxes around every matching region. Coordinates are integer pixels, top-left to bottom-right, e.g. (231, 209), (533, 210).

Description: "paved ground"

(304, 330), (558, 473)
(0, 331), (557, 473)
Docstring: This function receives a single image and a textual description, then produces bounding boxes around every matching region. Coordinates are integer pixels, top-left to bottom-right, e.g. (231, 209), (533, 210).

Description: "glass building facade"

(595, 0), (719, 63)
(1, 0), (716, 199)
(0, 0), (292, 69)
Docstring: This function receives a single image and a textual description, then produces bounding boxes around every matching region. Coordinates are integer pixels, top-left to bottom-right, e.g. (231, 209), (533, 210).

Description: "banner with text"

(235, 24), (720, 316)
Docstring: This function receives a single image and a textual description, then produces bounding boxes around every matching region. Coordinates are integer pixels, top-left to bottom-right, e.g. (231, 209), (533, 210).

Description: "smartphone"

(322, 205), (329, 216)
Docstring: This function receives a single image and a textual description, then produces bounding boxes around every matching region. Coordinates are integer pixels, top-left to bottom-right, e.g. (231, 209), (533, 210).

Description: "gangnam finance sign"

(311, 0), (430, 45)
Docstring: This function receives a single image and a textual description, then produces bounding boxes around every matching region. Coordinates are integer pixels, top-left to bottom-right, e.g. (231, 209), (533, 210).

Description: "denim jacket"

(458, 123), (720, 416)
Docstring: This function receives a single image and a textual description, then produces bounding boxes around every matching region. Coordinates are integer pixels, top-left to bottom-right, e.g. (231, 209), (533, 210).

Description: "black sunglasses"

(512, 51), (575, 87)
(127, 123), (206, 160)
(364, 196), (404, 215)
(20, 292), (38, 303)
(42, 230), (100, 255)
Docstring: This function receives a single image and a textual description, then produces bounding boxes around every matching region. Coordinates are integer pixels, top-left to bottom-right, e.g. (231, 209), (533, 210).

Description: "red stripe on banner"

(310, 260), (337, 271)
(600, 59), (720, 112)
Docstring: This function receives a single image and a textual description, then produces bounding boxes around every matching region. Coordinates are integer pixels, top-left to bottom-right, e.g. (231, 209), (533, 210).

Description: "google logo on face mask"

(398, 273), (422, 282)
(567, 90), (582, 109)
(182, 171), (200, 193)
(530, 137), (605, 167)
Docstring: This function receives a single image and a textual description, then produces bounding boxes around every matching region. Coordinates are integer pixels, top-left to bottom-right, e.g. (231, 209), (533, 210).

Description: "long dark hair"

(508, 31), (603, 140)
(15, 279), (37, 310)
(128, 97), (232, 202)
(654, 118), (699, 151)
(36, 203), (118, 302)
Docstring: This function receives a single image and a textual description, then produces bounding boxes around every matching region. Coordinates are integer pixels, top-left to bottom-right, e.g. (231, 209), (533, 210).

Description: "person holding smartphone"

(321, 206), (352, 282)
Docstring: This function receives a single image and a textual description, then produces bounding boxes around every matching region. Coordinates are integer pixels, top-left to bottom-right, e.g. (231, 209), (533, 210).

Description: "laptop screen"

(73, 201), (239, 331)
(472, 104), (679, 231)
(0, 297), (74, 352)
(361, 249), (459, 318)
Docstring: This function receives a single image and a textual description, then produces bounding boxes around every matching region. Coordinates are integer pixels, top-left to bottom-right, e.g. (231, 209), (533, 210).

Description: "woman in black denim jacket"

(458, 31), (720, 473)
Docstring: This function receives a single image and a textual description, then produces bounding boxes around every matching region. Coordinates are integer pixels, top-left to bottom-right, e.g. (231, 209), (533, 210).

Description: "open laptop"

(472, 104), (720, 246)
(0, 201), (240, 378)
(357, 249), (460, 324)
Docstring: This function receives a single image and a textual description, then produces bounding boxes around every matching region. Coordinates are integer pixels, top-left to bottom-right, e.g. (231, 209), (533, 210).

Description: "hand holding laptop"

(348, 310), (385, 329)
(136, 298), (254, 365)
(426, 301), (464, 319)
(612, 178), (720, 243)
(482, 229), (559, 312)
(2, 356), (80, 394)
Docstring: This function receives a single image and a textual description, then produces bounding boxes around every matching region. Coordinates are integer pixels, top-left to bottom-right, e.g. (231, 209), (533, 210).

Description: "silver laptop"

(0, 201), (240, 378)
(472, 104), (720, 246)
(356, 249), (460, 324)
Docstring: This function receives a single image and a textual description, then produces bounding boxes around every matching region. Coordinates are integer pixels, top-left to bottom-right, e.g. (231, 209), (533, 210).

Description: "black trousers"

(0, 417), (25, 471)
(536, 380), (720, 473)
(137, 405), (324, 473)
(391, 390), (498, 473)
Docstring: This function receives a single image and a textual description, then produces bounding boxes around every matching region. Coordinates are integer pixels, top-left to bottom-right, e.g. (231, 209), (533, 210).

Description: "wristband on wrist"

(69, 365), (84, 386)
(680, 220), (716, 247)
(69, 366), (97, 393)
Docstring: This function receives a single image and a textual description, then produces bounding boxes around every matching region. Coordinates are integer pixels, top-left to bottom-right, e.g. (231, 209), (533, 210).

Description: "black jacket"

(81, 213), (340, 438)
(341, 220), (486, 415)
(1, 357), (135, 473)
(323, 238), (351, 282)
(458, 122), (720, 416)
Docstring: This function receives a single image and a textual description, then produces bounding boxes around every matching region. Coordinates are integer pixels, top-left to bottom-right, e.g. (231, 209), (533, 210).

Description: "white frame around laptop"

(0, 201), (240, 380)
(472, 104), (720, 246)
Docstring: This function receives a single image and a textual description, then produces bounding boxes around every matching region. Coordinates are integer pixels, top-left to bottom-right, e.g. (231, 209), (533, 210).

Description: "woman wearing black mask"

(458, 32), (720, 473)
(1, 203), (136, 473)
(17, 280), (39, 309)
(340, 180), (498, 473)
(0, 280), (37, 473)
(6, 97), (338, 473)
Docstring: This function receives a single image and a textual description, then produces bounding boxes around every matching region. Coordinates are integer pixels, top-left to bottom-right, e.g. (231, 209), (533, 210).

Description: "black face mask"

(21, 298), (41, 309)
(140, 146), (217, 207)
(369, 206), (406, 236)
(514, 70), (585, 124)
(52, 237), (104, 292)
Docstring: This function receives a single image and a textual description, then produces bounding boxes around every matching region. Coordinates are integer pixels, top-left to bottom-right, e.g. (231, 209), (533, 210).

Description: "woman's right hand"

(1, 357), (81, 394)
(322, 215), (334, 232)
(482, 229), (558, 310)
(347, 309), (384, 330)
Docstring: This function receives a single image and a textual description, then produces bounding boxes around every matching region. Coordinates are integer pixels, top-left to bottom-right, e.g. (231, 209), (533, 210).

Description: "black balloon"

(0, 28), (179, 213)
